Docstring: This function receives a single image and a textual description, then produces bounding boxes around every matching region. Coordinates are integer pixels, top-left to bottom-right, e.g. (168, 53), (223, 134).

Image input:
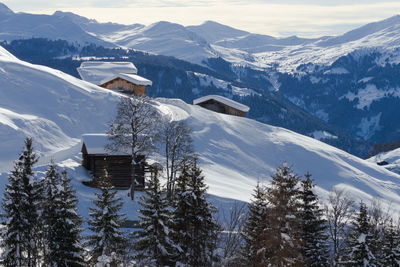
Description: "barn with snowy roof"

(81, 134), (148, 189)
(193, 95), (250, 117)
(77, 61), (152, 96)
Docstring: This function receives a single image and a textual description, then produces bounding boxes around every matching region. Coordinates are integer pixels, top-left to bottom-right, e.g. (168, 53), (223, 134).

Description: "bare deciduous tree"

(324, 189), (354, 266)
(219, 201), (248, 266)
(369, 197), (392, 230)
(107, 96), (161, 200)
(159, 118), (194, 197)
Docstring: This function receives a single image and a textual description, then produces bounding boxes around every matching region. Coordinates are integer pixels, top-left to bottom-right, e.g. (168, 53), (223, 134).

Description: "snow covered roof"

(77, 61), (139, 85)
(193, 95), (250, 113)
(100, 73), (152, 86)
(81, 134), (129, 155)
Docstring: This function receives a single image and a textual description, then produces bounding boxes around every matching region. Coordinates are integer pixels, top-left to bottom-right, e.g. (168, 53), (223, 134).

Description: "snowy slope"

(99, 21), (217, 64)
(368, 148), (400, 175)
(156, 99), (400, 210)
(0, 46), (399, 220)
(0, 45), (121, 170)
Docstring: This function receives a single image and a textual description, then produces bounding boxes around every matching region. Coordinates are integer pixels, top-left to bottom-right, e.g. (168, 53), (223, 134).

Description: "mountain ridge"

(1, 3), (400, 69)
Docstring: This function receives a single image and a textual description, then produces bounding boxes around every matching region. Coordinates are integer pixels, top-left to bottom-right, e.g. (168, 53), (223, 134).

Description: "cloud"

(2, 0), (400, 37)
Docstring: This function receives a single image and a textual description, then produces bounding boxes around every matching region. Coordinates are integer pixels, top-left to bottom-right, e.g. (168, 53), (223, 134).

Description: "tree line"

(228, 165), (400, 267)
(2, 139), (400, 266)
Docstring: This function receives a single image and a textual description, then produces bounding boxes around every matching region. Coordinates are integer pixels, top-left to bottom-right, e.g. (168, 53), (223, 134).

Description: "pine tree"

(1, 162), (26, 267)
(343, 202), (376, 267)
(1, 138), (40, 267)
(264, 164), (303, 266)
(171, 159), (220, 266)
(133, 171), (175, 266)
(299, 173), (329, 267)
(86, 176), (127, 265)
(41, 162), (61, 266)
(381, 219), (400, 267)
(241, 182), (269, 266)
(56, 170), (85, 266)
(38, 164), (85, 267)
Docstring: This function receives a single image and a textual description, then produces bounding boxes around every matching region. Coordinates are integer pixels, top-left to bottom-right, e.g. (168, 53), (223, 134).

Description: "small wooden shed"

(193, 95), (250, 117)
(81, 134), (146, 189)
(77, 61), (152, 96)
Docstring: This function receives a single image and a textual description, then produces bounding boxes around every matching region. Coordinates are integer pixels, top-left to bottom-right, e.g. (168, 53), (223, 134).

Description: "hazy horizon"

(2, 0), (400, 37)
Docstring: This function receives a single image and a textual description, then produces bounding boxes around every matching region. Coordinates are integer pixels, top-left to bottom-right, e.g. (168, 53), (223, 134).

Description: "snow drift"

(0, 45), (120, 170)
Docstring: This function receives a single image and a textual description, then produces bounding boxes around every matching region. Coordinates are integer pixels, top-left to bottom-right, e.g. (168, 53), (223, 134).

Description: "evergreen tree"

(171, 159), (220, 266)
(56, 170), (85, 266)
(343, 202), (376, 267)
(299, 173), (329, 267)
(241, 182), (269, 266)
(133, 171), (175, 266)
(86, 176), (127, 265)
(41, 162), (61, 266)
(1, 161), (26, 267)
(368, 199), (388, 265)
(1, 138), (40, 267)
(381, 219), (400, 267)
(39, 164), (85, 267)
(264, 164), (303, 266)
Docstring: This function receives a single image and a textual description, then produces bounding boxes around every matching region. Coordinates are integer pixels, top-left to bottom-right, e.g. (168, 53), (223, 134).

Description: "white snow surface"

(368, 148), (400, 175)
(0, 46), (121, 170)
(342, 84), (400, 110)
(357, 113), (382, 140)
(99, 73), (152, 87)
(193, 95), (250, 112)
(82, 134), (129, 155)
(0, 47), (400, 220)
(77, 61), (138, 85)
(309, 131), (338, 141)
(191, 72), (259, 96)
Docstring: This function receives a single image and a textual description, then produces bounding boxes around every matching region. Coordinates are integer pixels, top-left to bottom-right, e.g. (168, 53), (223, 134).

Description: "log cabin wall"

(101, 77), (146, 96)
(82, 153), (134, 189)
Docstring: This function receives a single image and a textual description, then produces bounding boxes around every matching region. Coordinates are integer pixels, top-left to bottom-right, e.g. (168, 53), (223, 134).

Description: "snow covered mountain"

(2, 3), (400, 70)
(3, 3), (400, 148)
(0, 3), (111, 46)
(0, 47), (399, 220)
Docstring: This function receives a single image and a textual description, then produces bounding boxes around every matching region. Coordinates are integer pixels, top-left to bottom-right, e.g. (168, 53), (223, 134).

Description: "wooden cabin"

(193, 95), (250, 117)
(81, 134), (147, 189)
(77, 61), (152, 96)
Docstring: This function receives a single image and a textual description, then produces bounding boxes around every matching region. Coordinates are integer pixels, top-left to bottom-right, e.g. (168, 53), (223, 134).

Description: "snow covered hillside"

(0, 45), (121, 170)
(0, 46), (399, 221)
(368, 148), (400, 175)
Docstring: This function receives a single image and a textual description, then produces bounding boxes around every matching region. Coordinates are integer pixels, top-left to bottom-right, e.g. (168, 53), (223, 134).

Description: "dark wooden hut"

(81, 134), (147, 189)
(193, 95), (250, 117)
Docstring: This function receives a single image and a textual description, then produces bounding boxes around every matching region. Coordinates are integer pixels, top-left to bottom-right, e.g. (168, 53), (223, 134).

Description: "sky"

(2, 0), (400, 37)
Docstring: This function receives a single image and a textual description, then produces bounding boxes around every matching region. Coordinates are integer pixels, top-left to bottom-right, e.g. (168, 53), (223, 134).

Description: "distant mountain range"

(1, 2), (400, 156)
(3, 2), (400, 69)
